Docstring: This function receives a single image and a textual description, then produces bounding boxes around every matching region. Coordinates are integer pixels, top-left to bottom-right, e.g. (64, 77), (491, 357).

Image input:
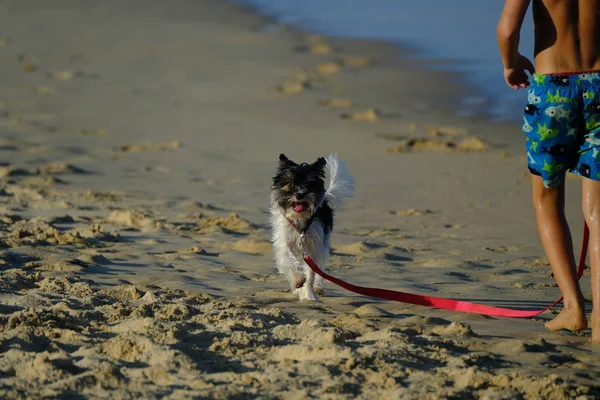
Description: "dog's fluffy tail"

(324, 154), (354, 210)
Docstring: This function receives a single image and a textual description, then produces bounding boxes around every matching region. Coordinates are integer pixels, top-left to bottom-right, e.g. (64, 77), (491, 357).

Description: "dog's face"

(271, 154), (326, 217)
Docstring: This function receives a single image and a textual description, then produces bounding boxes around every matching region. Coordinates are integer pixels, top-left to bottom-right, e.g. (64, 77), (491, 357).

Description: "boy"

(497, 0), (600, 343)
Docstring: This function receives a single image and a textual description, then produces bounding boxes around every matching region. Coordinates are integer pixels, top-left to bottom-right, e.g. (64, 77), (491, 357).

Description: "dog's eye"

(281, 184), (291, 192)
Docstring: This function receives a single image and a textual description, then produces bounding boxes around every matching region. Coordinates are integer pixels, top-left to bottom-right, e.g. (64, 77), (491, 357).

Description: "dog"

(270, 153), (354, 301)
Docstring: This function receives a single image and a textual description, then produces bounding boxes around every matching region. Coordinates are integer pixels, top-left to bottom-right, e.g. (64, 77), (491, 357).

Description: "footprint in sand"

(339, 56), (371, 68)
(190, 177), (241, 186)
(399, 315), (451, 327)
(20, 146), (52, 155)
(489, 338), (554, 355)
(353, 304), (393, 318)
(293, 68), (318, 82)
(9, 176), (67, 188)
(392, 209), (433, 216)
(36, 258), (96, 273)
(223, 238), (272, 254)
(85, 190), (123, 202)
(340, 108), (381, 122)
(113, 141), (181, 153)
(32, 86), (55, 95)
(319, 98), (353, 109)
(2, 217), (119, 248)
(151, 246), (210, 260)
(17, 54), (37, 72)
(381, 124), (486, 153)
(0, 140), (18, 151)
(0, 163), (88, 177)
(484, 246), (508, 252)
(512, 282), (535, 289)
(77, 253), (114, 265)
(329, 313), (379, 333)
(39, 163), (88, 175)
(108, 209), (163, 232)
(0, 251), (40, 268)
(418, 258), (469, 269)
(276, 81), (311, 95)
(77, 128), (108, 136)
(520, 258), (550, 268)
(48, 70), (74, 80)
(424, 125), (469, 137)
(294, 42), (334, 55)
(21, 64), (37, 73)
(47, 69), (98, 80)
(316, 62), (341, 77)
(430, 322), (475, 338)
(335, 240), (388, 256)
(333, 241), (409, 263)
(385, 136), (486, 153)
(186, 212), (257, 234)
(443, 223), (464, 229)
(182, 200), (222, 211)
(276, 66), (339, 95)
(272, 320), (348, 348)
(352, 228), (411, 239)
(144, 166), (170, 174)
(310, 43), (333, 54)
(52, 128), (108, 136)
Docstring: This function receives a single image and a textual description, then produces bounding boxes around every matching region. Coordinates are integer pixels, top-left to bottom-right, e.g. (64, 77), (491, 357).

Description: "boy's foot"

(545, 307), (588, 332)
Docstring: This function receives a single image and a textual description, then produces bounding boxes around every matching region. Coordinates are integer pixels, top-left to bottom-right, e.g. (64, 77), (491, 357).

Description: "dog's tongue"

(293, 203), (307, 213)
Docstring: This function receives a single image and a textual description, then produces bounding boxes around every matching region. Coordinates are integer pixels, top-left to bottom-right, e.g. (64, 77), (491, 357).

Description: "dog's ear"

(279, 154), (289, 168)
(313, 157), (327, 170)
(279, 154), (297, 169)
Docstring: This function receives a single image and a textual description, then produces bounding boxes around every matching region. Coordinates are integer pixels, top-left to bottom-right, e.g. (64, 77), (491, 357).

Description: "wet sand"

(0, 0), (599, 398)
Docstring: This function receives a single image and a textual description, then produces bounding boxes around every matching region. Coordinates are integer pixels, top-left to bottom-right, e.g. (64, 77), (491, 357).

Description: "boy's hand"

(503, 54), (535, 90)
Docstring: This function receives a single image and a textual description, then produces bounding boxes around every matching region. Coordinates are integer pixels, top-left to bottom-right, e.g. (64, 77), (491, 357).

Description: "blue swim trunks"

(523, 71), (600, 188)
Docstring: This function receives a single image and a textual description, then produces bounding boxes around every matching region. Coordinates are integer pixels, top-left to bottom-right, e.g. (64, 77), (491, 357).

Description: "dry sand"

(0, 0), (599, 398)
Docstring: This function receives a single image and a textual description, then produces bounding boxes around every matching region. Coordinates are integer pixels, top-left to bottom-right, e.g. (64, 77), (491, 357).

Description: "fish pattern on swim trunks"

(522, 72), (600, 188)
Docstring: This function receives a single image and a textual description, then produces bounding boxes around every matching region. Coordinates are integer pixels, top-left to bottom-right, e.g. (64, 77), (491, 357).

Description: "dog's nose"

(296, 192), (305, 200)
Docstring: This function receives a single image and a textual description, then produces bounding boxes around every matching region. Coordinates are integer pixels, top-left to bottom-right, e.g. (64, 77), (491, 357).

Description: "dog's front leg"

(298, 267), (318, 301)
(298, 250), (320, 301)
(301, 241), (330, 300)
(273, 243), (305, 293)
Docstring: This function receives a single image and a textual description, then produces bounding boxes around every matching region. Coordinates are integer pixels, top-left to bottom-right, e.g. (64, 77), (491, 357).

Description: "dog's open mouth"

(292, 202), (309, 213)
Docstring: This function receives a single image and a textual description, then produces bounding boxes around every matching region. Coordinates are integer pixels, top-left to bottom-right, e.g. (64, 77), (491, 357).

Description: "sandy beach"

(1, 0), (599, 398)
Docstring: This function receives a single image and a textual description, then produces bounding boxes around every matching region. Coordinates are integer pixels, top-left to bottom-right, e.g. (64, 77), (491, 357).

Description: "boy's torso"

(533, 0), (600, 74)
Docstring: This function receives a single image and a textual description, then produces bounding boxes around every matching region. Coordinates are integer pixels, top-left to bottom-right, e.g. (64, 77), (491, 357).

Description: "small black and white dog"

(270, 153), (354, 301)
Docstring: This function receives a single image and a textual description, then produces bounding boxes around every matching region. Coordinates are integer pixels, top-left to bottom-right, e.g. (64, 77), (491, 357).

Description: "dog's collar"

(285, 214), (314, 235)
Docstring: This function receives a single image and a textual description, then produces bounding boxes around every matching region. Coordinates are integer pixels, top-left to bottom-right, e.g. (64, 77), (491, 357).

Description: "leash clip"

(300, 233), (308, 256)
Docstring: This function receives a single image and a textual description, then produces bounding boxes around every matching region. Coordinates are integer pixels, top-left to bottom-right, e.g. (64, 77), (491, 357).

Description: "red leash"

(303, 224), (589, 318)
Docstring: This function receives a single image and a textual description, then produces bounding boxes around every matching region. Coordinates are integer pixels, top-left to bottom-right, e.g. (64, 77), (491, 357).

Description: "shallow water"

(235, 0), (534, 122)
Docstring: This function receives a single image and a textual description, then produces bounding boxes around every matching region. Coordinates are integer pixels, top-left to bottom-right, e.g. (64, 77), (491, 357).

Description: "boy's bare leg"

(582, 178), (600, 343)
(531, 176), (587, 332)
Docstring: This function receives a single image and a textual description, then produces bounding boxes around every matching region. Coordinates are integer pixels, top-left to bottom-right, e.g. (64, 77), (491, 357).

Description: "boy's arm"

(497, 0), (534, 89)
(497, 0), (531, 68)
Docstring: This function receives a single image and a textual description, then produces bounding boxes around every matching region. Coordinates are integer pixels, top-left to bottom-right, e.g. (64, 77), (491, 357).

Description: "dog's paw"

(298, 285), (319, 302)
